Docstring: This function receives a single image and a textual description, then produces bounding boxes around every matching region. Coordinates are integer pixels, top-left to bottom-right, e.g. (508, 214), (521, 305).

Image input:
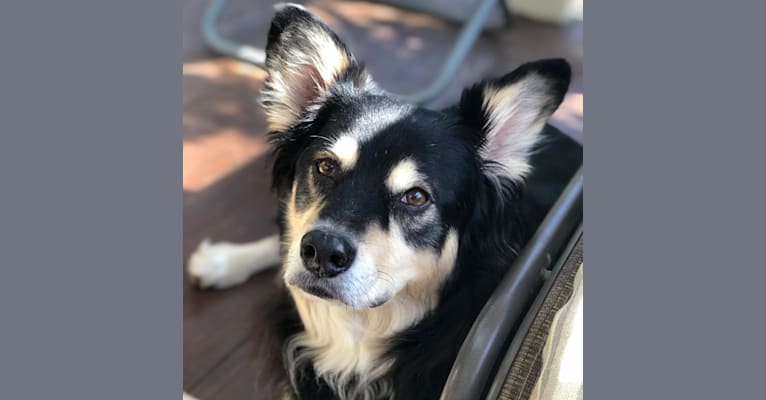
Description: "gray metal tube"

(200, 0), (500, 104)
(440, 168), (583, 400)
(393, 0), (498, 104)
(202, 0), (266, 65)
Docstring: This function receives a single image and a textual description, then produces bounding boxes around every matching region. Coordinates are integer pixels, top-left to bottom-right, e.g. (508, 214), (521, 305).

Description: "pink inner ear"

(482, 92), (546, 180)
(486, 114), (519, 161)
(295, 63), (323, 109)
(486, 107), (536, 158)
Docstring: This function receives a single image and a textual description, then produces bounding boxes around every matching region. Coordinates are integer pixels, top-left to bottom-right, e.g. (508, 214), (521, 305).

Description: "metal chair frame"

(201, 0), (500, 104)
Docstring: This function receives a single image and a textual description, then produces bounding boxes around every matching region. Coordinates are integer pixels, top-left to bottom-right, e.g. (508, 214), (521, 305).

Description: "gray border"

(587, 0), (766, 398)
(0, 0), (181, 398)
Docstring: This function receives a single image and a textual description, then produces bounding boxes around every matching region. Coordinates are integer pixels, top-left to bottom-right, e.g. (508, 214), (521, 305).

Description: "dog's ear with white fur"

(459, 59), (571, 181)
(262, 4), (370, 133)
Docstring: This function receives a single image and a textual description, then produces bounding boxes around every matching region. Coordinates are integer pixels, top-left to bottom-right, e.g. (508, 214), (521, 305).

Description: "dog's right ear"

(457, 59), (571, 181)
(261, 4), (370, 133)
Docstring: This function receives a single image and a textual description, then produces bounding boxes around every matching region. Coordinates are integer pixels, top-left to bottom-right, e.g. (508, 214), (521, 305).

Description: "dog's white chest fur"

(286, 288), (438, 399)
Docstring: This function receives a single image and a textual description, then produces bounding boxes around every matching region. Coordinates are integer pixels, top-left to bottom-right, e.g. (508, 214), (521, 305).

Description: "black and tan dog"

(187, 4), (577, 399)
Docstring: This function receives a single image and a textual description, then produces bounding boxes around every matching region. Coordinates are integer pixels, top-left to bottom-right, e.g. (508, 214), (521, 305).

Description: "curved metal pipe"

(390, 0), (498, 104)
(202, 0), (266, 65)
(440, 167), (583, 400)
(200, 0), (499, 104)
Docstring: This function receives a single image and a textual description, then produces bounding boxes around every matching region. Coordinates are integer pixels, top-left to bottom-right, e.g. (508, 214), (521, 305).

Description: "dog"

(187, 4), (580, 400)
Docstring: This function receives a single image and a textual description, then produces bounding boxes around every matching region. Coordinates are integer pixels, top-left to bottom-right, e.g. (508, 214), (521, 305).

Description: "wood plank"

(186, 319), (289, 399)
(183, 156), (281, 390)
(183, 58), (270, 192)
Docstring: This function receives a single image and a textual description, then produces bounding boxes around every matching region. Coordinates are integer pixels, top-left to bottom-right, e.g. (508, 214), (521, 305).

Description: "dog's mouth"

(286, 271), (396, 309)
(368, 296), (389, 308)
(287, 273), (341, 302)
(300, 283), (335, 300)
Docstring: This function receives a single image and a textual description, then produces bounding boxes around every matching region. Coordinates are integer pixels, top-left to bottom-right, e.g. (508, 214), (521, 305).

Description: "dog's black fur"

(262, 5), (581, 400)
(273, 128), (580, 400)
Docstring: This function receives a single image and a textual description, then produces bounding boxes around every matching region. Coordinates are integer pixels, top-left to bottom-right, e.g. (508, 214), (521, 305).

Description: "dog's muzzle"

(299, 228), (356, 278)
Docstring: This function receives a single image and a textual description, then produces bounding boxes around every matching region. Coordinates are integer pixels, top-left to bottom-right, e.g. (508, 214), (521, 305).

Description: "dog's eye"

(315, 158), (338, 177)
(401, 188), (430, 207)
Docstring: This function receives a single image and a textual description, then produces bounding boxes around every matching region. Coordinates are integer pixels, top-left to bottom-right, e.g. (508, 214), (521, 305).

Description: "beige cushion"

(529, 266), (583, 400)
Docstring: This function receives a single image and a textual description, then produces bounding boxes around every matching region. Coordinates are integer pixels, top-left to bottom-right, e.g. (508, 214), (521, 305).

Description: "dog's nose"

(300, 229), (356, 278)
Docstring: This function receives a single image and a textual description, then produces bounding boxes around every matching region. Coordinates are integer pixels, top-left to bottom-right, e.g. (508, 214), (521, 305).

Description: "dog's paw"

(187, 240), (249, 289)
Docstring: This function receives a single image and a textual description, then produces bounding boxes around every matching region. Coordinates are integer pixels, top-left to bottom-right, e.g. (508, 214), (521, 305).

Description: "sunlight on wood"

(183, 128), (269, 192)
(183, 59), (270, 192)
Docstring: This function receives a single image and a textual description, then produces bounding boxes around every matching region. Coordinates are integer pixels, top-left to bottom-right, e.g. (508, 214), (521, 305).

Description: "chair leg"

(390, 0), (499, 104)
(201, 0), (266, 65)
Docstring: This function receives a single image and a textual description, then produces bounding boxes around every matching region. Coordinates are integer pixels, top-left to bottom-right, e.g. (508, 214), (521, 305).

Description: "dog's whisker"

(377, 270), (396, 288)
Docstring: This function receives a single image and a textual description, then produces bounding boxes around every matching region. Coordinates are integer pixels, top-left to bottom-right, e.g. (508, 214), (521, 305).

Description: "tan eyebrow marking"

(386, 158), (424, 193)
(328, 135), (359, 170)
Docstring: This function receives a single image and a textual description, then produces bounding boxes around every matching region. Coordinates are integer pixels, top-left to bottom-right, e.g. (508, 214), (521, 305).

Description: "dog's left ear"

(459, 59), (571, 181)
(261, 4), (370, 133)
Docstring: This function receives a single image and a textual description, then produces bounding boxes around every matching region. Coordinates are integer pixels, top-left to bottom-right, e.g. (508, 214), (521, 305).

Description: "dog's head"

(263, 4), (569, 309)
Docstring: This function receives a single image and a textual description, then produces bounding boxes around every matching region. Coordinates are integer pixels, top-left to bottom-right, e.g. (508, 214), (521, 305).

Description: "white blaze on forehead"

(349, 103), (413, 143)
(386, 158), (423, 193)
(329, 135), (359, 170)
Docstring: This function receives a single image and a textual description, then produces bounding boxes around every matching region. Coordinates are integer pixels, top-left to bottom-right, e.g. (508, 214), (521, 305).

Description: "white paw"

(187, 240), (249, 289)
